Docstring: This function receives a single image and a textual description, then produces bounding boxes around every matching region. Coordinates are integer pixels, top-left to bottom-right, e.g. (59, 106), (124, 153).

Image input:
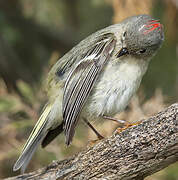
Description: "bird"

(13, 14), (164, 173)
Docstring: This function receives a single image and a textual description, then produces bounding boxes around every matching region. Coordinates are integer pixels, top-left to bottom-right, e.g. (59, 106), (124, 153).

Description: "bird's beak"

(117, 47), (129, 58)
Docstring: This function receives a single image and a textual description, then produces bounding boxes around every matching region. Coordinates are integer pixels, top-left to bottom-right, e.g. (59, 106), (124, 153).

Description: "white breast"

(83, 57), (149, 119)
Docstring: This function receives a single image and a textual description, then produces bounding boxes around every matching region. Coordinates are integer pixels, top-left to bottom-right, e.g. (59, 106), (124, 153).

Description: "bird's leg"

(83, 118), (104, 140)
(102, 115), (142, 133)
(102, 115), (126, 124)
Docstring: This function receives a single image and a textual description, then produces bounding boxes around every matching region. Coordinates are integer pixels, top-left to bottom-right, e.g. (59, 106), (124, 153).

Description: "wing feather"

(63, 34), (116, 145)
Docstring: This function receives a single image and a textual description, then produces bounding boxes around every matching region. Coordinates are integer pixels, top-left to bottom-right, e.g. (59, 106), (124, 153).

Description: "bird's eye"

(139, 49), (146, 54)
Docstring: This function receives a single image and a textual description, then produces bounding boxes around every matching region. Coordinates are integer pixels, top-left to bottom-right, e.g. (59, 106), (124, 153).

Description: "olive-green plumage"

(13, 14), (164, 173)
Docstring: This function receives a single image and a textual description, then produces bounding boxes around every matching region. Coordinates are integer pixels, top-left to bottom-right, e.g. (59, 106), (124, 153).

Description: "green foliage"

(0, 97), (16, 112)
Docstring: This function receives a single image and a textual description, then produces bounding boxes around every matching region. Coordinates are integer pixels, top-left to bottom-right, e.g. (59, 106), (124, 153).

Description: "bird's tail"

(13, 103), (53, 173)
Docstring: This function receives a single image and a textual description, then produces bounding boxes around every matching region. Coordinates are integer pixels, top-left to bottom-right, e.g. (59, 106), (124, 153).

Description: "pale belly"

(82, 58), (149, 120)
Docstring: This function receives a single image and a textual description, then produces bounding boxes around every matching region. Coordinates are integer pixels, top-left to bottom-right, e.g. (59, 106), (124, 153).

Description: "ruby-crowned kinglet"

(13, 14), (164, 173)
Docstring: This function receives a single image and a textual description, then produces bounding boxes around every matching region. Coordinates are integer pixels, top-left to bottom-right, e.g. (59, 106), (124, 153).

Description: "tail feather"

(13, 104), (52, 173)
(41, 122), (64, 148)
(20, 133), (45, 174)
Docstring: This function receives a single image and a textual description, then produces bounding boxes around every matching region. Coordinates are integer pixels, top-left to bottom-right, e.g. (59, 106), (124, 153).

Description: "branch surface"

(6, 103), (178, 180)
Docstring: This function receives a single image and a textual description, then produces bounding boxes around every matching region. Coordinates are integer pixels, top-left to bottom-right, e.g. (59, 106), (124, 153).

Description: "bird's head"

(117, 15), (164, 60)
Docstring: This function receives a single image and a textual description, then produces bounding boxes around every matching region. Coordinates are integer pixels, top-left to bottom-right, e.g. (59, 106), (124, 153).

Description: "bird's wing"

(63, 33), (116, 145)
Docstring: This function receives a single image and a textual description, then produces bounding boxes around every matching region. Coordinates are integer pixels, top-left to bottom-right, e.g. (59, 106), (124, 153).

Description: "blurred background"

(0, 0), (177, 179)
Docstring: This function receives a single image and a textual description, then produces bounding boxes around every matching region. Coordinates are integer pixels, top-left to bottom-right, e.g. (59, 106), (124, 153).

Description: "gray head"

(117, 15), (164, 59)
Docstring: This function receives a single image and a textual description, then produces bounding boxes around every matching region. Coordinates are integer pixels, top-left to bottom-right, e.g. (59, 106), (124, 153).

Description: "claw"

(88, 136), (104, 147)
(116, 121), (142, 133)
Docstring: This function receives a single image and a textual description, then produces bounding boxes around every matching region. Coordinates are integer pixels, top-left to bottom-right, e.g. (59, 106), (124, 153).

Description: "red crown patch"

(143, 20), (163, 35)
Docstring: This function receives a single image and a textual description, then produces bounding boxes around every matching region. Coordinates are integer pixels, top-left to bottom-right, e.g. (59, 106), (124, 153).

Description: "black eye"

(139, 49), (146, 54)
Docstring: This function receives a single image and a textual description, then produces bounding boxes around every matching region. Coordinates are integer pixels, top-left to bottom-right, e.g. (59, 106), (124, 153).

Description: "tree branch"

(6, 103), (178, 180)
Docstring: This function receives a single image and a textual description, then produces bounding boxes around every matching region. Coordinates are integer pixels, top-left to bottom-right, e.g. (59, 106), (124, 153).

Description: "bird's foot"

(88, 136), (104, 146)
(117, 121), (142, 133)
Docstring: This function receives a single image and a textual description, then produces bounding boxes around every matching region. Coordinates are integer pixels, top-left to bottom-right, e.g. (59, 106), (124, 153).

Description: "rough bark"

(6, 103), (178, 180)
